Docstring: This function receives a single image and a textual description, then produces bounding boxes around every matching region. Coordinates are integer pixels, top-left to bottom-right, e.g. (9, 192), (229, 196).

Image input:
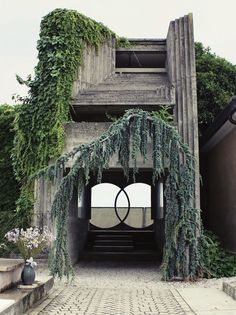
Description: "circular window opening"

(91, 182), (153, 229)
(122, 183), (152, 228)
(91, 183), (122, 228)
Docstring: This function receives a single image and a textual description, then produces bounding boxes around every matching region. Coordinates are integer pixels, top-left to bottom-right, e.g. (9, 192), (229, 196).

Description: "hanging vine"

(36, 108), (203, 280)
(12, 9), (120, 225)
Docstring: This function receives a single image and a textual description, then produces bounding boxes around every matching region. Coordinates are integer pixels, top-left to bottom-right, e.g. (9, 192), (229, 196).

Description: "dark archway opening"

(73, 170), (165, 262)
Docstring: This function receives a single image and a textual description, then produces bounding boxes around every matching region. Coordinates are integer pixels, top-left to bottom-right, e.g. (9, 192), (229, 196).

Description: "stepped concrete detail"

(0, 276), (53, 315)
(0, 259), (24, 293)
(73, 73), (174, 105)
(72, 39), (115, 96)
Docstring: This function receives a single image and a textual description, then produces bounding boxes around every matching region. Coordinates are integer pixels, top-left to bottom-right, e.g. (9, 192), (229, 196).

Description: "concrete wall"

(33, 176), (61, 232)
(33, 174), (89, 263)
(166, 14), (200, 208)
(205, 128), (236, 252)
(72, 39), (115, 98)
(64, 121), (154, 169)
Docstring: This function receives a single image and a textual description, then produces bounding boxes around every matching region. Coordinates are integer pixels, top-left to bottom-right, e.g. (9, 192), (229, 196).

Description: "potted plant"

(5, 226), (54, 285)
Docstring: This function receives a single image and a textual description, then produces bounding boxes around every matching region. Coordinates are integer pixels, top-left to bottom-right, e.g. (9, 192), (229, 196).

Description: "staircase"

(81, 230), (160, 261)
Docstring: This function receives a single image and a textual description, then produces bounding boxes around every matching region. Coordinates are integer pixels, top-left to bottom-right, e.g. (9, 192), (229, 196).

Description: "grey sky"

(0, 0), (236, 104)
(92, 183), (151, 207)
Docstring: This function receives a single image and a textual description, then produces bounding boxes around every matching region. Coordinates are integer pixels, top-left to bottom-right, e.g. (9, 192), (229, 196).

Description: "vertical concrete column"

(152, 180), (165, 254)
(78, 186), (91, 219)
(33, 176), (59, 232)
(67, 185), (89, 263)
(166, 14), (200, 209)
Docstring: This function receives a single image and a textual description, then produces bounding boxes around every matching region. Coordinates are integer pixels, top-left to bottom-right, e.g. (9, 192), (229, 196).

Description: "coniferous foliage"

(195, 42), (236, 129)
(37, 109), (203, 280)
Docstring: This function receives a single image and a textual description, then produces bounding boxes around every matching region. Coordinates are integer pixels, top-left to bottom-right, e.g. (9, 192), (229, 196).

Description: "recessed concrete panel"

(64, 122), (154, 169)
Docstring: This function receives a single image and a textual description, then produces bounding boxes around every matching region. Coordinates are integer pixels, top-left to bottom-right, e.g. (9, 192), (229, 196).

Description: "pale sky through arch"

(0, 0), (235, 104)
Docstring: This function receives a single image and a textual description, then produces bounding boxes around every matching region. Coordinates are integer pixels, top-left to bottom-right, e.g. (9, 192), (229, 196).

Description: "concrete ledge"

(0, 276), (53, 315)
(223, 281), (236, 300)
(115, 68), (167, 73)
(0, 259), (24, 292)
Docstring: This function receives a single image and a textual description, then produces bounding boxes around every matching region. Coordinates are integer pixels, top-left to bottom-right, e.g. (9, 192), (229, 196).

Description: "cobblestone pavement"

(31, 261), (194, 315)
(29, 260), (236, 315)
(38, 286), (192, 315)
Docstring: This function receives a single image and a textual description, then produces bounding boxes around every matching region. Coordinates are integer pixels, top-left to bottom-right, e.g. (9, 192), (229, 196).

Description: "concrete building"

(201, 97), (236, 253)
(34, 14), (200, 263)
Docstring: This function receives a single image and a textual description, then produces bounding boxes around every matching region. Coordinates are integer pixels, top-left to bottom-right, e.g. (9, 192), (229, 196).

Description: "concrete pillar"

(166, 14), (200, 209)
(152, 180), (165, 254)
(67, 185), (89, 263)
(33, 177), (58, 232)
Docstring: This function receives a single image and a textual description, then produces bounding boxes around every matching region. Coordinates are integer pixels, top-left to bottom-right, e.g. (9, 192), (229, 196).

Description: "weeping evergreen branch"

(37, 108), (203, 281)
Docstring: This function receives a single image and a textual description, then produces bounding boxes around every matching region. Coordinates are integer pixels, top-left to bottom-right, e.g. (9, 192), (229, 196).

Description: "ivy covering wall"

(0, 105), (20, 255)
(13, 9), (116, 226)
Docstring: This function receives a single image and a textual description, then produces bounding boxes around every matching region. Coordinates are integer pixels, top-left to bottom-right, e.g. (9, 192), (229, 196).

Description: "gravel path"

(37, 260), (236, 290)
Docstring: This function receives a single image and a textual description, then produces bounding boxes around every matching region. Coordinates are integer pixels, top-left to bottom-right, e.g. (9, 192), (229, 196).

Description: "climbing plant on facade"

(37, 108), (203, 280)
(12, 9), (118, 226)
(0, 105), (20, 256)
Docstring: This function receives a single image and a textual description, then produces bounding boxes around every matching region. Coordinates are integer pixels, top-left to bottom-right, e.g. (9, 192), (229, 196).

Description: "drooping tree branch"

(37, 109), (203, 281)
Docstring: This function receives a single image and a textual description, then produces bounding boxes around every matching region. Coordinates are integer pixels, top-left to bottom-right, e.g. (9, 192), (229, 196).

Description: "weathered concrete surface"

(64, 121), (154, 169)
(178, 287), (236, 314)
(73, 73), (174, 105)
(0, 259), (24, 293)
(205, 127), (236, 252)
(0, 276), (53, 315)
(166, 14), (200, 209)
(33, 171), (63, 232)
(223, 281), (236, 301)
(72, 39), (115, 98)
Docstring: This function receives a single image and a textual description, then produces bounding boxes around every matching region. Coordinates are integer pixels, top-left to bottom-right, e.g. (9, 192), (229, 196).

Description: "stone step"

(93, 245), (134, 252)
(0, 276), (53, 315)
(83, 230), (158, 260)
(94, 234), (133, 239)
(223, 281), (236, 300)
(93, 239), (134, 245)
(0, 259), (24, 293)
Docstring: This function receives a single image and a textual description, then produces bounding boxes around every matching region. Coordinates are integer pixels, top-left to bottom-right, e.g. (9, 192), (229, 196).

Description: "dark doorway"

(79, 170), (164, 261)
